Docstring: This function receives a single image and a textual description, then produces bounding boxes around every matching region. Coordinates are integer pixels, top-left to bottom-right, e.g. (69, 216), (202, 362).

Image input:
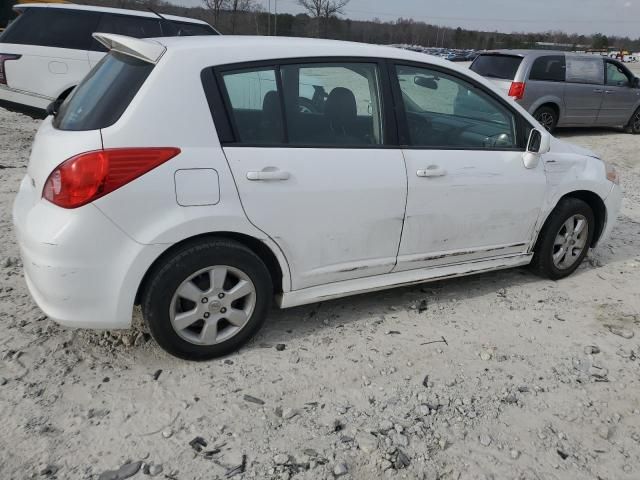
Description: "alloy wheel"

(537, 112), (555, 132)
(552, 214), (589, 270)
(169, 266), (256, 345)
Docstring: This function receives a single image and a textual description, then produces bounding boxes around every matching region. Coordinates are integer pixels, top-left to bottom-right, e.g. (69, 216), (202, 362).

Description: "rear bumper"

(598, 182), (623, 246)
(12, 175), (166, 329)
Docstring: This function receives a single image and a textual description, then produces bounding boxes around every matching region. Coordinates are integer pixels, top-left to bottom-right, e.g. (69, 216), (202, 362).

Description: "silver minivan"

(470, 50), (640, 133)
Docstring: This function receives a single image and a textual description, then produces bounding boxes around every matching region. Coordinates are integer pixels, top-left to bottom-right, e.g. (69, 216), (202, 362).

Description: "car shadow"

(248, 213), (638, 349)
(555, 126), (626, 137)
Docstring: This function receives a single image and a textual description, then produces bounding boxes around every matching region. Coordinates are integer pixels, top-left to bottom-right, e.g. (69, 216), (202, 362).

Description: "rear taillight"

(508, 81), (526, 100)
(43, 147), (180, 209)
(0, 54), (21, 85)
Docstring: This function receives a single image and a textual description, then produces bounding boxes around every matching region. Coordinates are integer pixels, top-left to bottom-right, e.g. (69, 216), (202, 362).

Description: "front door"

(597, 60), (640, 126)
(391, 63), (547, 271)
(217, 61), (407, 290)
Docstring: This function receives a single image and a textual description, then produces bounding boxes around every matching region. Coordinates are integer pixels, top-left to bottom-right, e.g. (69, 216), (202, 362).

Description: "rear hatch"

(469, 53), (524, 93)
(26, 34), (164, 193)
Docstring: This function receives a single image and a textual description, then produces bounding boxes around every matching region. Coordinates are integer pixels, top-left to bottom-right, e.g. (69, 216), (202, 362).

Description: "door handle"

(593, 89), (603, 93)
(605, 90), (614, 94)
(246, 168), (290, 181)
(417, 165), (447, 178)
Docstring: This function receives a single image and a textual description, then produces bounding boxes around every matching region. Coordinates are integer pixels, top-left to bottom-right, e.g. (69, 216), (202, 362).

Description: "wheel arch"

(57, 85), (76, 102)
(533, 101), (561, 122)
(135, 232), (286, 306)
(534, 190), (607, 250)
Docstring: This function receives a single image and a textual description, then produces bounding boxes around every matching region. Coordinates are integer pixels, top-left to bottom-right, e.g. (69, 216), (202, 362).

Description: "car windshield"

(54, 51), (154, 131)
(470, 54), (523, 80)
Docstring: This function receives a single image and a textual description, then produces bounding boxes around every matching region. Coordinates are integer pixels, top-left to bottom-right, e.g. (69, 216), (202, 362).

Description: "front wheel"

(530, 198), (595, 280)
(141, 239), (273, 361)
(533, 106), (558, 133)
(628, 107), (640, 134)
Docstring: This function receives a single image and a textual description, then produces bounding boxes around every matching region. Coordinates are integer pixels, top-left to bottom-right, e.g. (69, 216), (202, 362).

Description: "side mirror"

(46, 98), (63, 117)
(523, 128), (550, 169)
(414, 76), (438, 90)
(634, 77), (640, 88)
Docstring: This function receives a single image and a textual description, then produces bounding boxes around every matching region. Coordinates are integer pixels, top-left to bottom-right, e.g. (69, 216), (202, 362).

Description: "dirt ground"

(0, 105), (639, 480)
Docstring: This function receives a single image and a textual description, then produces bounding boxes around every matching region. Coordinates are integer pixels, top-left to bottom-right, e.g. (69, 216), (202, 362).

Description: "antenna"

(147, 7), (182, 36)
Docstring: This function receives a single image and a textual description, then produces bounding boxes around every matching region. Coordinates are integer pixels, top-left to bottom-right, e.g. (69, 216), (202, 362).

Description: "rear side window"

(565, 57), (604, 85)
(219, 62), (385, 147)
(529, 55), (565, 82)
(221, 68), (284, 144)
(54, 52), (153, 131)
(0, 8), (100, 50)
(470, 54), (523, 80)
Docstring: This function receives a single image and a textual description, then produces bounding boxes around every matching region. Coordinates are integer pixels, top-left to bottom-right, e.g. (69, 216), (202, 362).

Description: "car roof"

(153, 35), (469, 69)
(482, 49), (607, 61)
(14, 3), (211, 25)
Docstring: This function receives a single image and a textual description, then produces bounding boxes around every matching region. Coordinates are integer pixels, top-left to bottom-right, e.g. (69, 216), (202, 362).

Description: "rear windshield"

(54, 51), (153, 131)
(470, 54), (523, 80)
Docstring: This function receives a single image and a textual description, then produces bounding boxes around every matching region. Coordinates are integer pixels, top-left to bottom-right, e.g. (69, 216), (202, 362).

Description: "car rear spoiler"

(92, 33), (166, 64)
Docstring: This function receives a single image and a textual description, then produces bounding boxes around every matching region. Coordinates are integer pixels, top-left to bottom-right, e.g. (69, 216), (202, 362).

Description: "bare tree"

(202, 0), (228, 26)
(230, 0), (254, 34)
(297, 0), (350, 37)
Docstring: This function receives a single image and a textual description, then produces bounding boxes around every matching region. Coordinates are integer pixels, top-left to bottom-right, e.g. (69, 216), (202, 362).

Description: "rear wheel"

(142, 239), (272, 361)
(533, 106), (558, 133)
(530, 198), (595, 280)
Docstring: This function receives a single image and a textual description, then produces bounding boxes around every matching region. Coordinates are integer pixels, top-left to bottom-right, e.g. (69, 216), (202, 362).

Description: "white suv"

(0, 3), (217, 115)
(13, 34), (622, 360)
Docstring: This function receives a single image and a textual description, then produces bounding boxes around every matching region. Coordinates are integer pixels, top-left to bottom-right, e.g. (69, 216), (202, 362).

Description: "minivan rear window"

(54, 52), (153, 131)
(470, 54), (523, 80)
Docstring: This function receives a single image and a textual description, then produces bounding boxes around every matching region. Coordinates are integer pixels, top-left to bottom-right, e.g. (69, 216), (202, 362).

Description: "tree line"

(1, 0), (636, 51)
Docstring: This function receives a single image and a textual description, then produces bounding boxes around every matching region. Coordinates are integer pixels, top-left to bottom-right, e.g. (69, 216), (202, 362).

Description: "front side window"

(280, 63), (384, 146)
(221, 68), (283, 144)
(529, 56), (565, 82)
(606, 62), (632, 87)
(565, 57), (604, 85)
(395, 65), (518, 149)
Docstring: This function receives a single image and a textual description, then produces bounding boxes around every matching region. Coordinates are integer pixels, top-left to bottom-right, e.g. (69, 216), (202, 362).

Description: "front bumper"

(12, 175), (165, 329)
(598, 182), (623, 246)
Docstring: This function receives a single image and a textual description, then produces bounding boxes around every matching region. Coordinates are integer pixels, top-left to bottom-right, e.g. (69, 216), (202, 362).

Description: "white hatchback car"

(13, 34), (622, 360)
(0, 3), (217, 116)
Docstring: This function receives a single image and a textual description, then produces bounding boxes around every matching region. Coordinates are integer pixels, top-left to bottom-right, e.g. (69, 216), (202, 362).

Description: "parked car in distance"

(0, 2), (218, 116)
(470, 50), (640, 133)
(13, 35), (622, 360)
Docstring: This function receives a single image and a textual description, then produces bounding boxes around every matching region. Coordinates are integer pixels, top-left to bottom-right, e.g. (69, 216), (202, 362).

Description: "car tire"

(533, 106), (558, 133)
(627, 107), (640, 134)
(141, 239), (273, 361)
(530, 198), (595, 280)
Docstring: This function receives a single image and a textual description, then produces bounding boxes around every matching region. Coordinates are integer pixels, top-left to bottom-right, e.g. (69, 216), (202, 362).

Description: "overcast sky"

(171, 0), (640, 37)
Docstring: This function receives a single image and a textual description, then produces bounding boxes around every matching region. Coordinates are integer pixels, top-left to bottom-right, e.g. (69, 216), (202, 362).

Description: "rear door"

(214, 60), (408, 290)
(563, 56), (604, 125)
(0, 7), (98, 104)
(597, 60), (640, 126)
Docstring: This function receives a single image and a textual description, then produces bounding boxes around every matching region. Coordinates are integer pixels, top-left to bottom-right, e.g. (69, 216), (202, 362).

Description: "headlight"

(605, 161), (620, 185)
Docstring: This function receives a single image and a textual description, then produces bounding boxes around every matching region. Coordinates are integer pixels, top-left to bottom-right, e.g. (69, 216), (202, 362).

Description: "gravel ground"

(0, 107), (639, 480)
